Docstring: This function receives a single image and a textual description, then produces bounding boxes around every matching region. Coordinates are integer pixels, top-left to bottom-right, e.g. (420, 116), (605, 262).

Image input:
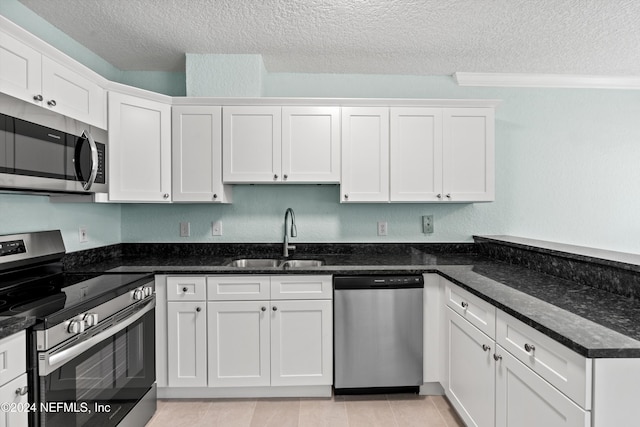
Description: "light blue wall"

(0, 0), (186, 96)
(122, 69), (640, 253)
(0, 193), (121, 252)
(186, 54), (266, 97)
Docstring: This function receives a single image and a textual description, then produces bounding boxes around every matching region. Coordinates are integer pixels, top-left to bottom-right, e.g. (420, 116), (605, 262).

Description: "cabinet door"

(340, 107), (389, 202)
(495, 348), (589, 427)
(208, 301), (270, 387)
(41, 57), (106, 129)
(446, 307), (495, 427)
(108, 92), (171, 202)
(0, 31), (41, 106)
(442, 108), (495, 202)
(390, 108), (443, 202)
(167, 301), (207, 387)
(223, 106), (281, 182)
(282, 107), (340, 183)
(172, 105), (230, 202)
(270, 300), (332, 386)
(0, 373), (28, 427)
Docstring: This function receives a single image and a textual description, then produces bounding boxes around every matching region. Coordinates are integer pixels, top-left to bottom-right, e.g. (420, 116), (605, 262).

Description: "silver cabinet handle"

(493, 354), (502, 361)
(274, 174), (278, 180)
(437, 194), (442, 199)
(344, 194), (349, 200)
(283, 174), (288, 180)
(213, 194), (218, 199)
(524, 343), (536, 352)
(446, 193), (451, 199)
(196, 307), (201, 312)
(272, 306), (278, 311)
(15, 386), (28, 396)
(80, 130), (99, 191)
(47, 99), (57, 107)
(182, 287), (188, 293)
(163, 193), (170, 199)
(482, 344), (491, 352)
(33, 94), (43, 102)
(261, 307), (267, 312)
(461, 301), (468, 309)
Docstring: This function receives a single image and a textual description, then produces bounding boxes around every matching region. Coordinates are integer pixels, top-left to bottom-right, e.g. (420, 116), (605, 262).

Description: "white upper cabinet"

(390, 108), (443, 202)
(40, 57), (106, 129)
(282, 106), (340, 182)
(0, 28), (106, 129)
(108, 91), (171, 202)
(0, 30), (41, 104)
(443, 108), (495, 202)
(223, 106), (340, 183)
(340, 107), (390, 202)
(223, 106), (282, 182)
(172, 105), (232, 203)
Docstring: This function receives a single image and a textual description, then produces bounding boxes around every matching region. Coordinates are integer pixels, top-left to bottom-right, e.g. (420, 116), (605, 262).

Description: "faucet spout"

(283, 208), (297, 257)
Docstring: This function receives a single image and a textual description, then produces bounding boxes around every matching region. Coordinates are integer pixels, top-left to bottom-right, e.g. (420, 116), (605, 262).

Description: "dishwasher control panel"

(334, 275), (424, 289)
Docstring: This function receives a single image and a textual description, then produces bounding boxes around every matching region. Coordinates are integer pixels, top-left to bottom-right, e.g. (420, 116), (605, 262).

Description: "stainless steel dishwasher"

(334, 275), (423, 393)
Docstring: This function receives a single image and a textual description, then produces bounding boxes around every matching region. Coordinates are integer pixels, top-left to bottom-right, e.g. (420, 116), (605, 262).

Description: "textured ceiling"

(16, 0), (640, 75)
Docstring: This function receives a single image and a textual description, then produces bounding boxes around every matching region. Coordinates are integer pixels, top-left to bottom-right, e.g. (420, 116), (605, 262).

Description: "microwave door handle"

(81, 130), (98, 191)
(39, 299), (154, 376)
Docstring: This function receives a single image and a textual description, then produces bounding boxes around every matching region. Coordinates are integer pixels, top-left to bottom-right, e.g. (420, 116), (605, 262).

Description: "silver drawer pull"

(461, 301), (468, 309)
(524, 343), (536, 352)
(482, 344), (491, 352)
(493, 354), (502, 362)
(15, 386), (28, 396)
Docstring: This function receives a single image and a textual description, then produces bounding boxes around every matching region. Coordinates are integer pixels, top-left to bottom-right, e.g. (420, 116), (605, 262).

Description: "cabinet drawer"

(270, 275), (332, 300)
(0, 332), (26, 387)
(496, 310), (591, 409)
(208, 276), (271, 300)
(167, 276), (206, 301)
(444, 281), (496, 339)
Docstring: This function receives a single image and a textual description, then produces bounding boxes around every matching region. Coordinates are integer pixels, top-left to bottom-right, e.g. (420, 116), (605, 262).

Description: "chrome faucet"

(283, 208), (297, 257)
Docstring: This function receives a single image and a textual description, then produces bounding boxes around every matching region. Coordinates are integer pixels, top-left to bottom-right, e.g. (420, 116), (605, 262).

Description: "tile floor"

(145, 394), (465, 427)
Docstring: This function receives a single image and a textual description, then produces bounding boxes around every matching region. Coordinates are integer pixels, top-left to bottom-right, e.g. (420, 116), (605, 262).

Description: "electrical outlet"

(423, 215), (434, 234)
(212, 220), (223, 236)
(377, 221), (388, 236)
(180, 222), (190, 237)
(79, 226), (88, 243)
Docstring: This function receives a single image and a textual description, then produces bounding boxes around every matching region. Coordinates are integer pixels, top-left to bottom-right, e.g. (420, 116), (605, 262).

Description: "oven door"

(36, 298), (155, 427)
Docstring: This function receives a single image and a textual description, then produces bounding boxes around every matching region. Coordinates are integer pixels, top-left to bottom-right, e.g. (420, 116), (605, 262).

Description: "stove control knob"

(84, 313), (99, 327)
(143, 286), (153, 297)
(68, 319), (85, 334)
(133, 288), (145, 301)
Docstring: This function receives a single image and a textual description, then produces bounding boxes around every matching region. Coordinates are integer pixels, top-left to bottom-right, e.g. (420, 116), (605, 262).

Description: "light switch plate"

(423, 215), (434, 234)
(180, 222), (190, 237)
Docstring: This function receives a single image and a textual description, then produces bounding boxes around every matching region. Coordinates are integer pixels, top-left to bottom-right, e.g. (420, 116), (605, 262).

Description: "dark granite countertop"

(64, 244), (640, 359)
(0, 316), (36, 340)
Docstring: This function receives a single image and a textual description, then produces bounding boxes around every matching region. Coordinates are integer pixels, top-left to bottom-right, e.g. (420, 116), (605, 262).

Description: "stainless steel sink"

(280, 260), (325, 268)
(225, 258), (325, 268)
(226, 259), (280, 268)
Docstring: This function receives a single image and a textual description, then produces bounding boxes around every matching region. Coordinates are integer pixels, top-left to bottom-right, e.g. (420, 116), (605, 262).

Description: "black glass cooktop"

(0, 270), (152, 327)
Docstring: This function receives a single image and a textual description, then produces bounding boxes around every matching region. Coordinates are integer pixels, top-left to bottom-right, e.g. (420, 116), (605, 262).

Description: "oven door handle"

(39, 298), (155, 376)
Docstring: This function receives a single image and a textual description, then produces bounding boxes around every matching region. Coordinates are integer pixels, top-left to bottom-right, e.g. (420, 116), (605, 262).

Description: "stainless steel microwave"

(0, 113), (107, 193)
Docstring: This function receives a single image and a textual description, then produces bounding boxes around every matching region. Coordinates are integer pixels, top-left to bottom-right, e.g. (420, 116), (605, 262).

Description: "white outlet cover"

(212, 220), (223, 236)
(79, 226), (88, 243)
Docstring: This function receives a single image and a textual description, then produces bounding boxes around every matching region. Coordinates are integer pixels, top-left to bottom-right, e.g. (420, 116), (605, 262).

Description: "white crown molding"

(454, 72), (640, 90)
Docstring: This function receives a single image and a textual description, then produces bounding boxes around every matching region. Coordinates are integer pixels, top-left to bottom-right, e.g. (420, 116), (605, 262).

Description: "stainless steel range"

(0, 230), (156, 427)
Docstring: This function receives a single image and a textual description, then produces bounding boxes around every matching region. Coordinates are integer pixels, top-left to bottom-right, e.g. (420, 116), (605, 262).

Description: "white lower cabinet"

(207, 300), (271, 387)
(446, 307), (495, 427)
(159, 274), (332, 397)
(495, 349), (588, 427)
(270, 299), (332, 386)
(443, 279), (591, 427)
(0, 332), (27, 427)
(167, 301), (207, 387)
